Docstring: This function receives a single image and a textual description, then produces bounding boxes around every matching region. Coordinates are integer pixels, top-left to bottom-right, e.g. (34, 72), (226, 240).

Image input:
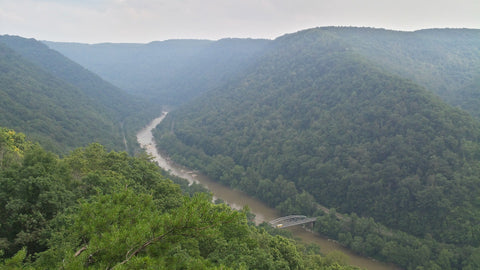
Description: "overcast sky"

(0, 0), (479, 43)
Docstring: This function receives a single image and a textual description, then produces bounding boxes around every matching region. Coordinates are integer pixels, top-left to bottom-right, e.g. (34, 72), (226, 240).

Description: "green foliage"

(0, 36), (161, 155)
(313, 209), (480, 270)
(37, 189), (356, 269)
(0, 247), (34, 269)
(0, 127), (31, 168)
(0, 132), (358, 269)
(0, 35), (133, 121)
(47, 28), (480, 117)
(452, 75), (480, 119)
(154, 28), (480, 269)
(45, 38), (270, 105)
(316, 27), (480, 118)
(0, 41), (122, 153)
(0, 141), (181, 259)
(37, 191), (230, 268)
(5, 27), (478, 269)
(0, 144), (72, 257)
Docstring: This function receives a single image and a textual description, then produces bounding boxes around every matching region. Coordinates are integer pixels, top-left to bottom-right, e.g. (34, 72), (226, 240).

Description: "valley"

(152, 28), (480, 269)
(1, 26), (480, 269)
(137, 113), (399, 270)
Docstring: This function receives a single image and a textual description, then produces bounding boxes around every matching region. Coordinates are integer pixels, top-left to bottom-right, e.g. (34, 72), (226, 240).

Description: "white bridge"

(268, 215), (317, 229)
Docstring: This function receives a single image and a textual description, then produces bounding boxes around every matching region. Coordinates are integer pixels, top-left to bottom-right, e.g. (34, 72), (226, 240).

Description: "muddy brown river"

(137, 113), (399, 270)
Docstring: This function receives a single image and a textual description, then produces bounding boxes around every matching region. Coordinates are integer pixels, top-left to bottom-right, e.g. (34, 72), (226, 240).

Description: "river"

(136, 113), (399, 270)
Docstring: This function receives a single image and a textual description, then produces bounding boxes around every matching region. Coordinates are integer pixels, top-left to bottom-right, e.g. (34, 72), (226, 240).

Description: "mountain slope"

(451, 75), (480, 119)
(0, 35), (162, 153)
(317, 27), (480, 117)
(45, 38), (270, 105)
(154, 28), (480, 248)
(0, 35), (140, 120)
(43, 40), (212, 99)
(0, 42), (125, 153)
(45, 28), (480, 115)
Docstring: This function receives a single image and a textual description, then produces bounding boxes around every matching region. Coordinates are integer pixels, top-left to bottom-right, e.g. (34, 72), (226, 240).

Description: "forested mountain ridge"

(315, 27), (480, 117)
(0, 35), (162, 154)
(0, 41), (125, 153)
(0, 34), (358, 269)
(1, 27), (478, 268)
(44, 40), (212, 99)
(45, 38), (270, 105)
(0, 35), (164, 154)
(45, 28), (480, 117)
(154, 28), (480, 268)
(0, 35), (138, 120)
(160, 38), (271, 105)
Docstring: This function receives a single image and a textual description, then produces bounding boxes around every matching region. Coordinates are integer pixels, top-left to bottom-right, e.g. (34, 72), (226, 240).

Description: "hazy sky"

(0, 0), (479, 43)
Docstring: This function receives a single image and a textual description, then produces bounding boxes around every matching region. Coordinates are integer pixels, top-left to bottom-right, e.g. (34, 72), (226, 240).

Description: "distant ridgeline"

(154, 27), (480, 269)
(45, 38), (271, 106)
(320, 27), (480, 118)
(0, 35), (158, 154)
(46, 28), (480, 119)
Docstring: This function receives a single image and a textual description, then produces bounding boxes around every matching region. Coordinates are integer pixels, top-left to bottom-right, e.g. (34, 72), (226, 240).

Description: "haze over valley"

(1, 3), (480, 268)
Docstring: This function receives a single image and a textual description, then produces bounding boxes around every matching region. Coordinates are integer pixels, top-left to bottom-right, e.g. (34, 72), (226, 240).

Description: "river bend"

(136, 113), (398, 270)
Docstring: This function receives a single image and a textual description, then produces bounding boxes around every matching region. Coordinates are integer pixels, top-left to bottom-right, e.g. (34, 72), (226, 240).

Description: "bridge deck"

(269, 215), (307, 225)
(269, 215), (316, 229)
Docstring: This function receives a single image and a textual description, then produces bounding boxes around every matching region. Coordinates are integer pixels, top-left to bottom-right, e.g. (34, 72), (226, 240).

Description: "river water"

(137, 113), (399, 270)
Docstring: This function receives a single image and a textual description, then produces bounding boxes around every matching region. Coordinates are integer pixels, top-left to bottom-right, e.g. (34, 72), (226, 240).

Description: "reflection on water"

(137, 113), (399, 270)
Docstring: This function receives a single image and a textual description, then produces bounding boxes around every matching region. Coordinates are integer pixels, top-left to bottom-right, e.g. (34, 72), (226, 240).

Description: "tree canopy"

(154, 28), (480, 269)
(0, 128), (359, 269)
(0, 36), (160, 154)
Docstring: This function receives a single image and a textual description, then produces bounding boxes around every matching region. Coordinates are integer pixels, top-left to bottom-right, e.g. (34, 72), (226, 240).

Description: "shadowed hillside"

(154, 28), (480, 269)
(45, 38), (270, 105)
(0, 35), (162, 154)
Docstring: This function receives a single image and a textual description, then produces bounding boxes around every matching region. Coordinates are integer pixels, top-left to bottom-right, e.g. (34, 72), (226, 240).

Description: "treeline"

(153, 28), (480, 269)
(314, 210), (480, 269)
(156, 131), (480, 269)
(0, 127), (360, 269)
(313, 27), (480, 119)
(0, 35), (160, 155)
(45, 28), (480, 119)
(45, 38), (270, 105)
(155, 126), (480, 269)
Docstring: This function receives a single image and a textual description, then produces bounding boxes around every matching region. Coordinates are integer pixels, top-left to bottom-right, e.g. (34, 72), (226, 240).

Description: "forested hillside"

(0, 36), (159, 154)
(317, 27), (480, 117)
(0, 43), (124, 153)
(0, 127), (358, 269)
(45, 28), (480, 118)
(0, 35), (135, 120)
(154, 28), (480, 269)
(452, 75), (480, 119)
(2, 27), (479, 269)
(44, 40), (211, 99)
(45, 38), (270, 105)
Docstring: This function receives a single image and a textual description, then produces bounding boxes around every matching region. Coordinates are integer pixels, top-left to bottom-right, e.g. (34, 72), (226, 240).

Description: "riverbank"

(137, 113), (399, 270)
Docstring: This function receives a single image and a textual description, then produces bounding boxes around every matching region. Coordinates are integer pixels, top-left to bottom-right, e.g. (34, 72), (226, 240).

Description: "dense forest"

(44, 40), (212, 100)
(45, 38), (270, 105)
(0, 36), (159, 154)
(0, 127), (358, 269)
(318, 28), (480, 118)
(154, 28), (480, 269)
(2, 27), (480, 269)
(46, 28), (480, 119)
